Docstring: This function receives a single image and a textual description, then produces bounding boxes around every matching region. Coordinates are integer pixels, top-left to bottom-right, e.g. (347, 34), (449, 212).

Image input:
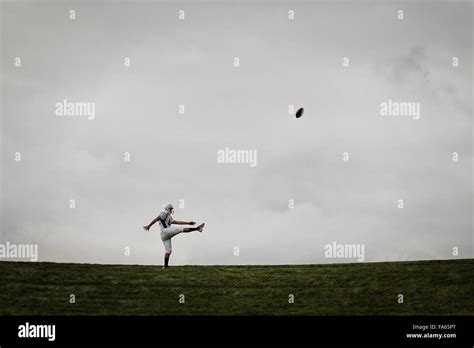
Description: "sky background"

(1, 0), (472, 265)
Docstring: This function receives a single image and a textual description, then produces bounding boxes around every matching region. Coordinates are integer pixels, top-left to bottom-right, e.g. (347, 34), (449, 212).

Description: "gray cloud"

(1, 1), (472, 265)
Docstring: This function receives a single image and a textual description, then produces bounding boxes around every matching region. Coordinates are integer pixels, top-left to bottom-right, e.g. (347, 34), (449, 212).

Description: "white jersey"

(158, 211), (174, 231)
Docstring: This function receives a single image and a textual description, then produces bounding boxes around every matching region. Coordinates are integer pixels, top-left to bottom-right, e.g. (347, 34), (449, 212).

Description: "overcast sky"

(1, 0), (472, 265)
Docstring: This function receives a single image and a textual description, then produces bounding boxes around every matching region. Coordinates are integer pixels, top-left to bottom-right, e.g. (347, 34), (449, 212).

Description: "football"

(295, 107), (304, 118)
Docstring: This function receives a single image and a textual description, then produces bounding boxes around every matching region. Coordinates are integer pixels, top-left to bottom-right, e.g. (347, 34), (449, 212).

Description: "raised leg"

(183, 223), (205, 233)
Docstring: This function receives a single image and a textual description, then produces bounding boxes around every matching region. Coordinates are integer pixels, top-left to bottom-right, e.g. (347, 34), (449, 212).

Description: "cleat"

(197, 223), (205, 232)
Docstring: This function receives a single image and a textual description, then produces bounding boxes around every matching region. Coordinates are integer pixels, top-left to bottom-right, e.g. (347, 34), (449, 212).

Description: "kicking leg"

(183, 223), (205, 233)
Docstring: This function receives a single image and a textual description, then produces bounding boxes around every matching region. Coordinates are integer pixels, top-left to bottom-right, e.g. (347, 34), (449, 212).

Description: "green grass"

(0, 259), (472, 315)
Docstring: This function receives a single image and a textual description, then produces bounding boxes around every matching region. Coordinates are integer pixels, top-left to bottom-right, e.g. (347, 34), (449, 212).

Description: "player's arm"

(171, 220), (195, 225)
(143, 216), (161, 231)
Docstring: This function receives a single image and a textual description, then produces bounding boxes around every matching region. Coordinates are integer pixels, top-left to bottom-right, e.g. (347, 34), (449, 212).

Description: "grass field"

(0, 259), (472, 315)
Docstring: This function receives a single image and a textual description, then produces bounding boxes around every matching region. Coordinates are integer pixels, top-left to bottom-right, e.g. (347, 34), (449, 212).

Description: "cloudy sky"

(1, 0), (472, 265)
